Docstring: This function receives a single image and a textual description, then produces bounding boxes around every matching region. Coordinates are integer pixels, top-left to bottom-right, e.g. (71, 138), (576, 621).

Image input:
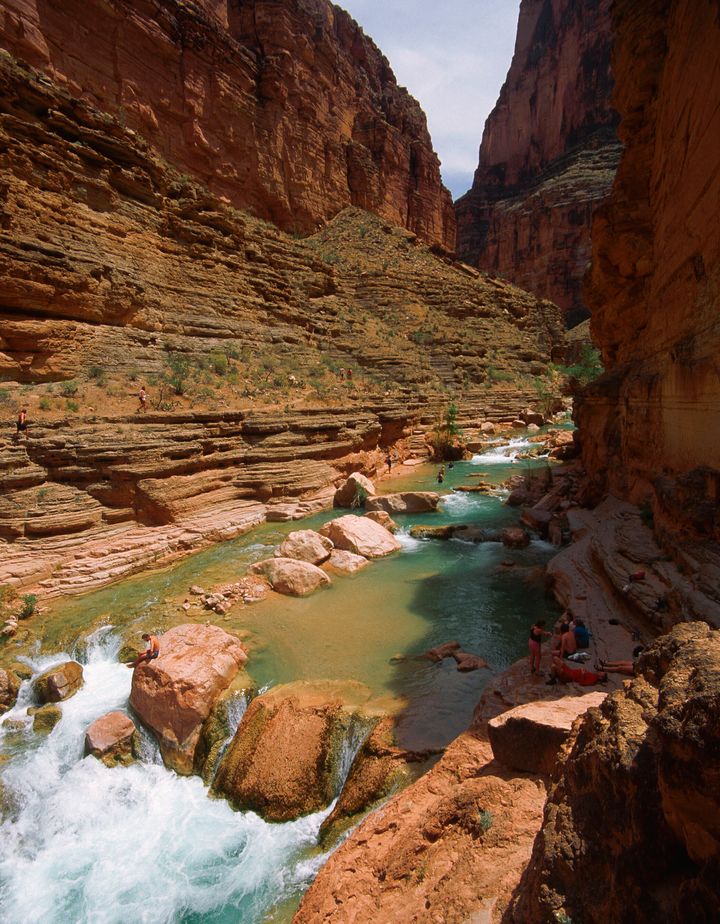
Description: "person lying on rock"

(127, 633), (160, 669)
(546, 655), (607, 686)
(597, 645), (645, 676)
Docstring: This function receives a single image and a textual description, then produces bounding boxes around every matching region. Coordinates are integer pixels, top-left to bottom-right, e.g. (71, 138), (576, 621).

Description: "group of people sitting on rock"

(529, 610), (644, 687)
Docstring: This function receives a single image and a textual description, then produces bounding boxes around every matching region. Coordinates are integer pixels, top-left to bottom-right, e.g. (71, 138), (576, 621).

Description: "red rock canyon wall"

(0, 0), (455, 249)
(577, 0), (720, 542)
(456, 0), (620, 321)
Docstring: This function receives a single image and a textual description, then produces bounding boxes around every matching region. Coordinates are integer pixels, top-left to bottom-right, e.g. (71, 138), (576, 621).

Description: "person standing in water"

(437, 465), (445, 484)
(128, 633), (160, 669)
(528, 620), (551, 673)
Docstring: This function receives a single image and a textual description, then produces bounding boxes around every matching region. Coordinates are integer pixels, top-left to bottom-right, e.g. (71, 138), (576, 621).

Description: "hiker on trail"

(137, 386), (147, 413)
(528, 619), (552, 673)
(127, 633), (160, 669)
(386, 454), (393, 474)
(15, 408), (28, 440)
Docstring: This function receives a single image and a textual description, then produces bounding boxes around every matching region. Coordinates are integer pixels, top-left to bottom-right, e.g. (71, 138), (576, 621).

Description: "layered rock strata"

(0, 49), (566, 594)
(456, 0), (620, 321)
(0, 0), (455, 248)
(578, 0), (720, 543)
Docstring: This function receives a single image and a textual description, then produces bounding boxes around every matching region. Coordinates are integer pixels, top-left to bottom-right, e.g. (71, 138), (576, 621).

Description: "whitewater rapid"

(0, 629), (334, 924)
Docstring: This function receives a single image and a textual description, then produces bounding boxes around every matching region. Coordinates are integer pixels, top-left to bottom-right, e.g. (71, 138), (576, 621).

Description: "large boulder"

(34, 661), (83, 703)
(365, 492), (440, 514)
(213, 680), (375, 822)
(333, 472), (376, 508)
(364, 510), (399, 533)
(488, 693), (607, 776)
(129, 623), (247, 775)
(320, 515), (402, 558)
(252, 557), (331, 596)
(501, 526), (531, 549)
(326, 549), (370, 574)
(84, 711), (138, 767)
(275, 529), (333, 565)
(0, 668), (20, 713)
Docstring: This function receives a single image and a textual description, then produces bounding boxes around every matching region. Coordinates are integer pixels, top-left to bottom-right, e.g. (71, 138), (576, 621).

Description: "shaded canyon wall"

(456, 0), (620, 322)
(0, 0), (455, 249)
(578, 0), (720, 542)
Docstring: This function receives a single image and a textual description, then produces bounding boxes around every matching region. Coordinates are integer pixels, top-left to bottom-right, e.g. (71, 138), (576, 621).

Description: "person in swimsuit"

(128, 633), (160, 669)
(528, 620), (551, 673)
(598, 645), (645, 676)
(137, 386), (147, 413)
(547, 656), (607, 685)
(15, 408), (28, 440)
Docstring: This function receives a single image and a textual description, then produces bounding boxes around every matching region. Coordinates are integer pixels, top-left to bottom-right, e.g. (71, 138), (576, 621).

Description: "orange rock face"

(129, 623), (247, 774)
(0, 0), (454, 249)
(578, 0), (720, 541)
(456, 0), (620, 321)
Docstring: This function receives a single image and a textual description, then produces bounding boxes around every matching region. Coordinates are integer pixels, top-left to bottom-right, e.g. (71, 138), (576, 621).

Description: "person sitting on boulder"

(547, 655), (607, 686)
(559, 622), (577, 659)
(127, 633), (160, 669)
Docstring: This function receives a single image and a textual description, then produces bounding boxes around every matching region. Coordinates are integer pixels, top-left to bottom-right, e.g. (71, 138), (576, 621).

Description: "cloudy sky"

(338, 1), (521, 200)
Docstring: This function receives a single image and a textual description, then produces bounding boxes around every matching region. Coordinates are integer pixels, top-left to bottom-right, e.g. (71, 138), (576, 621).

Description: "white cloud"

(337, 1), (520, 199)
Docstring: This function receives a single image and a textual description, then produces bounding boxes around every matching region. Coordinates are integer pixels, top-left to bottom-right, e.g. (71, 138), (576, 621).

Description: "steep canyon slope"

(0, 50), (564, 594)
(0, 0), (455, 249)
(456, 0), (621, 322)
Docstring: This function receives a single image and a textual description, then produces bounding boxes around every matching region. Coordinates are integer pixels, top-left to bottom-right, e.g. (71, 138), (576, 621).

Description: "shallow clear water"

(0, 443), (560, 922)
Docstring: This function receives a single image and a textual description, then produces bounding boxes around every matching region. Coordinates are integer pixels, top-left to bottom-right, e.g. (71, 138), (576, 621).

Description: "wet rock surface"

(33, 661), (83, 703)
(84, 711), (138, 767)
(213, 680), (376, 823)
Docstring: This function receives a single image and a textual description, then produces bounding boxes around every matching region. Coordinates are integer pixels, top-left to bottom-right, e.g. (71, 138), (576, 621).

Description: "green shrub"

(210, 352), (228, 376)
(556, 344), (603, 386)
(478, 810), (493, 833)
(427, 402), (465, 461)
(88, 365), (107, 385)
(19, 593), (38, 619)
(163, 352), (191, 395)
(66, 400), (79, 412)
(39, 397), (51, 411)
(0, 388), (10, 406)
(60, 381), (78, 397)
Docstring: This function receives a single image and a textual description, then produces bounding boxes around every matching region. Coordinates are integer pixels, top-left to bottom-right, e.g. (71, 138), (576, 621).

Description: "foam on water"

(438, 491), (476, 515)
(471, 437), (534, 465)
(395, 528), (422, 552)
(0, 631), (332, 924)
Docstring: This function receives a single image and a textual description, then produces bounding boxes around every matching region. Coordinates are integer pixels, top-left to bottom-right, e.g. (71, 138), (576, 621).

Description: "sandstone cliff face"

(0, 0), (455, 249)
(577, 0), (720, 543)
(511, 623), (720, 924)
(0, 51), (564, 595)
(456, 0), (620, 321)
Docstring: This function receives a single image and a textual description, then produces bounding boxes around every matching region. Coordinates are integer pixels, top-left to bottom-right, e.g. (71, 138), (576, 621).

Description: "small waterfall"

(395, 528), (422, 551)
(333, 718), (372, 796)
(471, 437), (535, 464)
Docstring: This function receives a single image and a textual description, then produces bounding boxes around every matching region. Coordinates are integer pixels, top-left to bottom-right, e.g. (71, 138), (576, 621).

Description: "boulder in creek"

(333, 472), (376, 508)
(326, 549), (369, 574)
(453, 651), (490, 672)
(424, 641), (461, 662)
(501, 526), (531, 549)
(252, 557), (331, 596)
(364, 510), (399, 533)
(213, 680), (376, 822)
(410, 524), (459, 540)
(84, 711), (139, 767)
(129, 623), (248, 775)
(34, 661), (83, 703)
(365, 492), (440, 514)
(319, 514), (402, 558)
(274, 529), (333, 565)
(0, 668), (20, 713)
(487, 692), (607, 776)
(29, 703), (62, 734)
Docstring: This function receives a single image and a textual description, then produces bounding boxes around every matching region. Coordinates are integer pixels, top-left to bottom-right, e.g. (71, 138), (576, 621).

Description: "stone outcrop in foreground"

(456, 0), (620, 321)
(578, 0), (720, 544)
(0, 0), (454, 248)
(129, 623), (247, 774)
(512, 623), (720, 924)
